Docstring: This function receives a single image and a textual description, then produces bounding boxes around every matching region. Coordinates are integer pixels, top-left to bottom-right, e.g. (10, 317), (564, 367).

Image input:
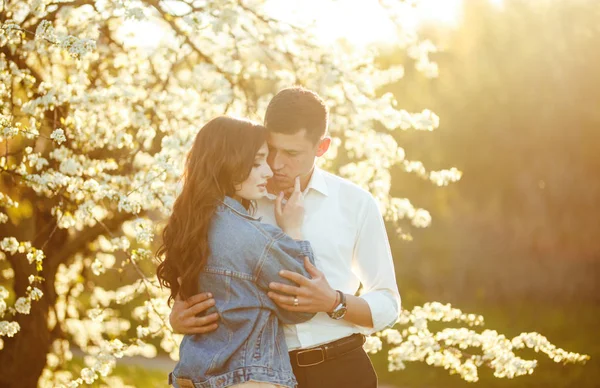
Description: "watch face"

(331, 306), (347, 320)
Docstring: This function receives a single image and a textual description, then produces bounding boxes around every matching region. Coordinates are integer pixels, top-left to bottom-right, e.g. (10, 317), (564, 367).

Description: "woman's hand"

(275, 176), (305, 240)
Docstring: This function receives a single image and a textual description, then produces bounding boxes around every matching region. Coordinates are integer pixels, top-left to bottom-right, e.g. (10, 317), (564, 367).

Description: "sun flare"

(265, 0), (464, 46)
(120, 0), (469, 50)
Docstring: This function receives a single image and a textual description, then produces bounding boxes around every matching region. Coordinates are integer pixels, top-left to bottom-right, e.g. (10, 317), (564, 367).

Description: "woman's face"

(235, 142), (273, 201)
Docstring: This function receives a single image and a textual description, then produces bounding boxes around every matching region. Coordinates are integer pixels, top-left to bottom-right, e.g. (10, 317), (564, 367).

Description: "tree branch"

(143, 0), (236, 88)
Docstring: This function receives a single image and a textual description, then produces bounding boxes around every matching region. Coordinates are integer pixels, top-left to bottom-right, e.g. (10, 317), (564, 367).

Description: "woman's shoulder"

(212, 205), (281, 244)
(254, 220), (286, 241)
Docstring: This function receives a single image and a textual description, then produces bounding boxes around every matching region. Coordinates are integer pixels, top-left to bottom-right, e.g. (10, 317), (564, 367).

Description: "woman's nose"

(264, 164), (273, 179)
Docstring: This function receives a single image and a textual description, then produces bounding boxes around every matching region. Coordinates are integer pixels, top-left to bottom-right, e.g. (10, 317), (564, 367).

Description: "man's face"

(266, 129), (320, 192)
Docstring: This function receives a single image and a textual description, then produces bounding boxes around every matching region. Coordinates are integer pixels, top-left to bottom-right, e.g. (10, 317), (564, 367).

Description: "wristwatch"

(327, 290), (347, 320)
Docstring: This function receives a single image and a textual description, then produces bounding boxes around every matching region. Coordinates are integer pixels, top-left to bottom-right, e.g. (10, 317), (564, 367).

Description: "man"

(169, 87), (400, 388)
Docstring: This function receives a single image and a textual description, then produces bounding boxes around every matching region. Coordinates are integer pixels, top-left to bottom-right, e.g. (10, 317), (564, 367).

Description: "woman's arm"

(255, 232), (318, 324)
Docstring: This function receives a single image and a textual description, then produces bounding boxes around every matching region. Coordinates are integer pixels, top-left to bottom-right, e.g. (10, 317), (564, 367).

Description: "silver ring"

(293, 296), (299, 307)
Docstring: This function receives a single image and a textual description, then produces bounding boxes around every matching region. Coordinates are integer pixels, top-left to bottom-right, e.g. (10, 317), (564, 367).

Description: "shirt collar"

(264, 167), (329, 201)
(305, 167), (329, 197)
(221, 196), (261, 221)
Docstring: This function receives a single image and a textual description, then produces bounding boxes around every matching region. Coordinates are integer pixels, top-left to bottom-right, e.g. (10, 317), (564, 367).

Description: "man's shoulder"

(319, 169), (373, 200)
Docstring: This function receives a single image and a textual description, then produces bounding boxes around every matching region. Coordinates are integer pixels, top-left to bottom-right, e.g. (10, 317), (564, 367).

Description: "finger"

(278, 270), (312, 286)
(188, 323), (219, 334)
(184, 292), (213, 307)
(294, 176), (301, 193)
(303, 257), (320, 277)
(267, 291), (296, 305)
(269, 282), (302, 296)
(184, 298), (216, 318)
(275, 191), (284, 216)
(271, 299), (308, 312)
(284, 186), (295, 195)
(174, 291), (183, 302)
(191, 313), (219, 327)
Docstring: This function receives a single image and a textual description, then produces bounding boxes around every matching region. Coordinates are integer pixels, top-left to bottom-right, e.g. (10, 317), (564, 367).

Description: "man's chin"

(267, 179), (292, 194)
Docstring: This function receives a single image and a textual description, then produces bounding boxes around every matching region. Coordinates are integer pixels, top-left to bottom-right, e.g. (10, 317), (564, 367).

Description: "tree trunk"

(0, 208), (66, 387)
(0, 293), (54, 387)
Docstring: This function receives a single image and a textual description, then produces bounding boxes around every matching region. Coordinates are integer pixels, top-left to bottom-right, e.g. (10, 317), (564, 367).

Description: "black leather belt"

(289, 333), (366, 367)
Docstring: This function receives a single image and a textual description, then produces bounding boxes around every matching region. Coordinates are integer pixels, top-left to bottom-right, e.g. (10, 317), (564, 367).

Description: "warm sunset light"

(3, 0), (596, 386)
(265, 0), (464, 45)
(121, 0), (468, 49)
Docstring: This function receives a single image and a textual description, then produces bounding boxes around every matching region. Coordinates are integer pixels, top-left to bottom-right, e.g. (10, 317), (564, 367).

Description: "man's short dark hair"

(264, 86), (329, 144)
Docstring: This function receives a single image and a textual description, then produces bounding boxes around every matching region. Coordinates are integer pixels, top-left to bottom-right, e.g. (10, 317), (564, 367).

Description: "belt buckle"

(296, 347), (325, 367)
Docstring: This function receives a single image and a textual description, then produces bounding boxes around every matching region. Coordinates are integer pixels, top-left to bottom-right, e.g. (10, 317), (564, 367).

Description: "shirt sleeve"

(352, 195), (401, 333)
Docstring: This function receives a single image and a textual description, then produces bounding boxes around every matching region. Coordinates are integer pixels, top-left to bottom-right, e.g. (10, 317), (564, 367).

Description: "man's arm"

(267, 257), (375, 327)
(350, 195), (401, 332)
(169, 292), (219, 334)
(268, 195), (400, 331)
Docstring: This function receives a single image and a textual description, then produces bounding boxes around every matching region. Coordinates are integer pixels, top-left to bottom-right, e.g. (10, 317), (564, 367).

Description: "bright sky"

(120, 0), (504, 49)
(263, 0), (464, 45)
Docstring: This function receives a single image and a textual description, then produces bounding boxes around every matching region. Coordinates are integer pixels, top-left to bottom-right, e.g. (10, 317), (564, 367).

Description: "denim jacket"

(170, 196), (316, 388)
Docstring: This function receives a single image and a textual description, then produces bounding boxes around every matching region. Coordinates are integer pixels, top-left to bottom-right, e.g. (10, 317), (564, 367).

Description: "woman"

(157, 116), (315, 388)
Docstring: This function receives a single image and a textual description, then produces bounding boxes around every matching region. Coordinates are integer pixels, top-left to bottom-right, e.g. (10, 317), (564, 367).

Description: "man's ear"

(316, 137), (331, 157)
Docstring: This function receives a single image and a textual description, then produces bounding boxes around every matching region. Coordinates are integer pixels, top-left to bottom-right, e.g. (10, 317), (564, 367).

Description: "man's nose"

(269, 151), (284, 171)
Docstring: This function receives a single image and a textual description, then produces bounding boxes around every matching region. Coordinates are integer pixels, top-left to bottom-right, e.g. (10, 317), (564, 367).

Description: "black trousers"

(290, 346), (378, 388)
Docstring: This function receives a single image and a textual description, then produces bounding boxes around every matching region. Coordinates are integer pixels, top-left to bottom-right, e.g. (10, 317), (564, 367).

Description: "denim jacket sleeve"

(255, 227), (317, 324)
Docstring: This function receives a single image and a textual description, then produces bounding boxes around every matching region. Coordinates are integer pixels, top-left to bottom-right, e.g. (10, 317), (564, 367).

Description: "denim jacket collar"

(221, 196), (261, 221)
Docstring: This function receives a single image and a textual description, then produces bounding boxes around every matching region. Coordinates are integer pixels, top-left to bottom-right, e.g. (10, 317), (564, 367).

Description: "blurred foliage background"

(372, 0), (600, 386)
(29, 0), (600, 386)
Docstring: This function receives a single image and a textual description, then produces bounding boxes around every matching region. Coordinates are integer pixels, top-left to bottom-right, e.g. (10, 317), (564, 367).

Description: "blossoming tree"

(0, 0), (589, 387)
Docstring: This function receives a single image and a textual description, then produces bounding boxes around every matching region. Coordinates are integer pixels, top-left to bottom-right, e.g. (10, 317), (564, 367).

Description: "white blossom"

(2, 126), (18, 138)
(374, 303), (588, 381)
(26, 248), (45, 264)
(0, 237), (19, 255)
(0, 321), (20, 337)
(50, 128), (67, 144)
(0, 286), (9, 299)
(15, 297), (31, 314)
(29, 287), (44, 301)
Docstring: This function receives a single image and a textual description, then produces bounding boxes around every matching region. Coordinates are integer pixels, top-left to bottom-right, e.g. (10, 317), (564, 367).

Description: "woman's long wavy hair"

(156, 116), (268, 304)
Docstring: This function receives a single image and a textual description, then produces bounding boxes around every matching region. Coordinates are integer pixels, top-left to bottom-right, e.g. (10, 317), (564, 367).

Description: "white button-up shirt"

(255, 167), (401, 350)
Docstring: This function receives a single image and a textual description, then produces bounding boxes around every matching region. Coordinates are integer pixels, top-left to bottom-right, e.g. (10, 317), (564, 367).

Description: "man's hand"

(267, 257), (337, 313)
(169, 292), (219, 334)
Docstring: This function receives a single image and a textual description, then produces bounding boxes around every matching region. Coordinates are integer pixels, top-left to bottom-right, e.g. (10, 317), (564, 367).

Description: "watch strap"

(338, 290), (346, 306)
(327, 290), (347, 319)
